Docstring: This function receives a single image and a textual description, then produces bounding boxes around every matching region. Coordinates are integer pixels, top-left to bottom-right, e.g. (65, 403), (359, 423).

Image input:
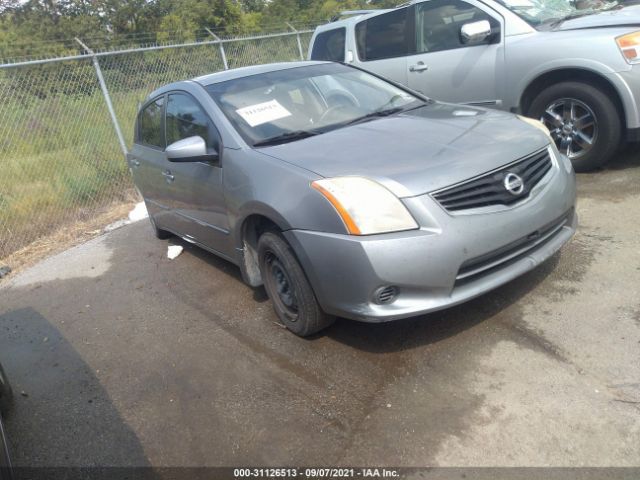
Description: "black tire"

(149, 215), (172, 240)
(528, 81), (621, 172)
(258, 232), (334, 337)
(0, 364), (13, 418)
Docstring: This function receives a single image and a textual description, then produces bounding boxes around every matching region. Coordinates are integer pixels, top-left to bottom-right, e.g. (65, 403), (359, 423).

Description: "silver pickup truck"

(309, 0), (640, 171)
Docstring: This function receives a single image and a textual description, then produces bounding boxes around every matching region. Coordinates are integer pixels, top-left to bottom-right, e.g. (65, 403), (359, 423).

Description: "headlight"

(616, 31), (640, 64)
(549, 144), (573, 174)
(517, 115), (552, 139)
(311, 177), (418, 235)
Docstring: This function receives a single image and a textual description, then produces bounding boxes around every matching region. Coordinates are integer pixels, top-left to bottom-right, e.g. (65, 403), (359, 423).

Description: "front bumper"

(284, 155), (577, 322)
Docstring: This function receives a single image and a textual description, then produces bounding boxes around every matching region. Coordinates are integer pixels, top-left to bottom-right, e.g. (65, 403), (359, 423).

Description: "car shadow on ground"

(324, 253), (561, 354)
(166, 224), (562, 355)
(0, 307), (153, 470)
(601, 144), (640, 171)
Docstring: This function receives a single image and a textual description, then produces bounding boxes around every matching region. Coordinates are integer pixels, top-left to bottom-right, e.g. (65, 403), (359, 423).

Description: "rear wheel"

(258, 232), (334, 337)
(528, 81), (621, 172)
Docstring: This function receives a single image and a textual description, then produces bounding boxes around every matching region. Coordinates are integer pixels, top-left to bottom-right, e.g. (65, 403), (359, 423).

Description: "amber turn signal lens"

(616, 32), (640, 64)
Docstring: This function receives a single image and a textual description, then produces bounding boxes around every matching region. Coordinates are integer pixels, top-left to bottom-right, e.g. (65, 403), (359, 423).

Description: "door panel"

(169, 161), (231, 256)
(129, 96), (175, 228)
(129, 146), (175, 228)
(407, 0), (505, 106)
(163, 92), (231, 256)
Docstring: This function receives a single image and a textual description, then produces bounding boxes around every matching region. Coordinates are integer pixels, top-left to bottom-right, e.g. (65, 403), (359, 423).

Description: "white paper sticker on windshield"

(236, 100), (292, 127)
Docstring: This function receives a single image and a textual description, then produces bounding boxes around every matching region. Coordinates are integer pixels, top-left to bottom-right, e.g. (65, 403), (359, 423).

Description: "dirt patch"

(0, 198), (137, 277)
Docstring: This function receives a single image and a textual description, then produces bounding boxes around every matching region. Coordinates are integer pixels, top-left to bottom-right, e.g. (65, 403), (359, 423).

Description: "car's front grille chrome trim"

(431, 147), (553, 212)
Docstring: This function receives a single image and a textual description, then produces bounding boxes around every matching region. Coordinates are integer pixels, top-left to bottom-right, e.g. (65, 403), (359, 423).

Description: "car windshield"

(496, 0), (619, 27)
(205, 63), (425, 147)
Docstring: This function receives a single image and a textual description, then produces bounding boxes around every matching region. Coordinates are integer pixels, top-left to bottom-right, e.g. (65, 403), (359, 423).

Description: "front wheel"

(258, 232), (335, 337)
(528, 81), (621, 172)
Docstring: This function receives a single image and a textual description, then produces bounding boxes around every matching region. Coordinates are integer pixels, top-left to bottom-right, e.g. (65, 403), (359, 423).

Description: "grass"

(0, 34), (309, 262)
(0, 88), (141, 259)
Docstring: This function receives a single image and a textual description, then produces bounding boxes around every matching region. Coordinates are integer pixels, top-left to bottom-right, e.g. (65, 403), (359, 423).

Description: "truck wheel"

(258, 232), (335, 337)
(528, 81), (621, 172)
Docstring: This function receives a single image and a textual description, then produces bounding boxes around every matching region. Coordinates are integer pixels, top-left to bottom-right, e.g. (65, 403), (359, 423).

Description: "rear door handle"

(162, 170), (175, 183)
(409, 63), (429, 72)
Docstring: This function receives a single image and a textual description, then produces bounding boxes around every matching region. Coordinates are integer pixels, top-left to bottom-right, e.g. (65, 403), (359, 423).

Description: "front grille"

(432, 148), (553, 212)
(455, 210), (572, 286)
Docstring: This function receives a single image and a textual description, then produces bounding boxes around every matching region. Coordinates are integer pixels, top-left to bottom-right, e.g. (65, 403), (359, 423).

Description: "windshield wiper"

(548, 11), (592, 26)
(344, 106), (405, 127)
(253, 130), (319, 147)
(344, 101), (429, 127)
(548, 3), (620, 26)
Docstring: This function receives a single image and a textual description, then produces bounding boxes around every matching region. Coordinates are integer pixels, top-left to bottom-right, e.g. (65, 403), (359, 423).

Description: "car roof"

(144, 61), (333, 102)
(193, 61), (331, 86)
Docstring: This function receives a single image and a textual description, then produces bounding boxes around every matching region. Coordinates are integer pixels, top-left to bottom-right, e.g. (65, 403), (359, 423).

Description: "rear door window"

(356, 8), (412, 61)
(310, 28), (346, 62)
(138, 97), (165, 148)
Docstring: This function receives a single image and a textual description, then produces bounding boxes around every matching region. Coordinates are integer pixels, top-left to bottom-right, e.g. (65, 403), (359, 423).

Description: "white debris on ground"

(167, 245), (184, 260)
(128, 202), (148, 222)
(104, 202), (148, 232)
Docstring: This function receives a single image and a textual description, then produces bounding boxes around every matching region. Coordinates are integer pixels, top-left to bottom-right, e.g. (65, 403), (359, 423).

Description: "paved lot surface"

(1, 149), (639, 468)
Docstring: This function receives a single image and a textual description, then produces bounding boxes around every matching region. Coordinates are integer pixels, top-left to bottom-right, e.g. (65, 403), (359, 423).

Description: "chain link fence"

(0, 28), (314, 260)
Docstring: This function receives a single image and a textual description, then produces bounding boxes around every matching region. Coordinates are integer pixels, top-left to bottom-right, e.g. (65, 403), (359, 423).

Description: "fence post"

(205, 28), (229, 70)
(75, 37), (128, 158)
(286, 23), (305, 60)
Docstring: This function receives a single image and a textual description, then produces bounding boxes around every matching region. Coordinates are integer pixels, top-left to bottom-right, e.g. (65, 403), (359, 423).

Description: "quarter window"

(356, 8), (411, 61)
(166, 93), (216, 148)
(416, 0), (500, 53)
(138, 97), (164, 148)
(310, 28), (346, 62)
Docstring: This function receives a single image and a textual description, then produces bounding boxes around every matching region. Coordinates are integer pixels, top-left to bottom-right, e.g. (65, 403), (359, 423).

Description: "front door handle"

(162, 170), (175, 183)
(409, 62), (429, 72)
(130, 159), (140, 168)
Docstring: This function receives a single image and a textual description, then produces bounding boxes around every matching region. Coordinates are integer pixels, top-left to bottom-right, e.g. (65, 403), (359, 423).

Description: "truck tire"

(528, 81), (621, 172)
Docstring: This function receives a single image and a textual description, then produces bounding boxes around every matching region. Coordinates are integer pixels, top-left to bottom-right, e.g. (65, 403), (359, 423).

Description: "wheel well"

(240, 214), (281, 287)
(520, 69), (626, 129)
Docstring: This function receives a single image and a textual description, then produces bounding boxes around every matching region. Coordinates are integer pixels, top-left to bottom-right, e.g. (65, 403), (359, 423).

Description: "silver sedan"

(128, 61), (577, 336)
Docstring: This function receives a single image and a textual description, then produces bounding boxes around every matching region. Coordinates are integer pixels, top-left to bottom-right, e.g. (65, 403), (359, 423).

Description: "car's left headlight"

(616, 31), (640, 64)
(311, 177), (418, 235)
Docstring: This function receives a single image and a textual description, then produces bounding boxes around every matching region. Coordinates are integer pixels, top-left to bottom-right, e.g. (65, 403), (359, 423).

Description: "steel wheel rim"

(265, 252), (299, 321)
(540, 98), (598, 159)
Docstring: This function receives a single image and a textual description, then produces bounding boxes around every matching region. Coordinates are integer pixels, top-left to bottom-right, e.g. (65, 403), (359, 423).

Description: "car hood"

(257, 103), (550, 198)
(554, 5), (640, 30)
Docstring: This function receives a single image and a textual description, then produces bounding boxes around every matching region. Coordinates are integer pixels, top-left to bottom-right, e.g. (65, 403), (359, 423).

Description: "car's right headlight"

(549, 144), (573, 174)
(311, 177), (418, 235)
(616, 31), (640, 64)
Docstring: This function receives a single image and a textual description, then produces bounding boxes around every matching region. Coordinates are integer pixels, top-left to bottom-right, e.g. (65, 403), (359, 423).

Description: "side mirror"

(166, 136), (218, 163)
(460, 20), (492, 45)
